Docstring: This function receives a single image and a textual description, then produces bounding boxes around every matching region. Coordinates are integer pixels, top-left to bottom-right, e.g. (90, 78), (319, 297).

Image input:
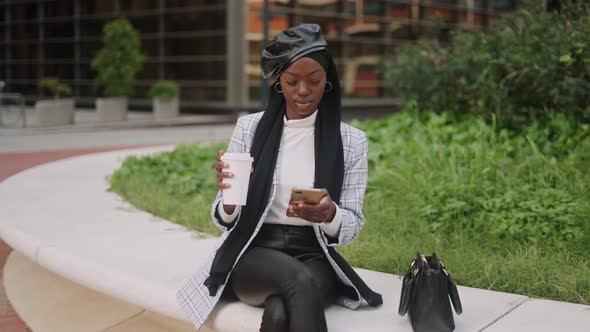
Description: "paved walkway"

(0, 108), (236, 135)
(0, 124), (235, 153)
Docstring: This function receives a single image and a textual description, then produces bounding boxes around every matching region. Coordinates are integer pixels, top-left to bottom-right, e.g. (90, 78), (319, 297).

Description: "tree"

(91, 18), (145, 97)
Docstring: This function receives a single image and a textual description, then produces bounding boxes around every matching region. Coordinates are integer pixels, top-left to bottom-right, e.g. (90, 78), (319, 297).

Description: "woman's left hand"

(288, 193), (337, 224)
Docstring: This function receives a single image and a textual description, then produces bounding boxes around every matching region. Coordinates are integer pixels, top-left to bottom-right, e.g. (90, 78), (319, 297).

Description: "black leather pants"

(229, 224), (338, 332)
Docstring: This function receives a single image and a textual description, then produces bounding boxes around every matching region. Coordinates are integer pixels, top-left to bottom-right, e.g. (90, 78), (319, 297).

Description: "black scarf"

(205, 51), (382, 307)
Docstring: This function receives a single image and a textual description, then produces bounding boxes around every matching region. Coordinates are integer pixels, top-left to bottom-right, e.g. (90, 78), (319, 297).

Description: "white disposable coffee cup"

(220, 152), (254, 206)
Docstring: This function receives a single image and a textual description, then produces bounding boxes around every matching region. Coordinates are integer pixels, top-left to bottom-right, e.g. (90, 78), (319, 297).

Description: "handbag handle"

(447, 272), (463, 315)
(398, 268), (414, 316)
(439, 259), (463, 315)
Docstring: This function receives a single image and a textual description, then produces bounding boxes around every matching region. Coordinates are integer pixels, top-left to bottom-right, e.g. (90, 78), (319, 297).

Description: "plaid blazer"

(177, 112), (369, 330)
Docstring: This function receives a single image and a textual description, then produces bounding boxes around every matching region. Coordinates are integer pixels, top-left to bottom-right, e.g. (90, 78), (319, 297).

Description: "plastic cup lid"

(221, 153), (253, 162)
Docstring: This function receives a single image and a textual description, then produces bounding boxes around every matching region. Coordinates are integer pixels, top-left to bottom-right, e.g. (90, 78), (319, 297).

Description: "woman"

(178, 24), (382, 332)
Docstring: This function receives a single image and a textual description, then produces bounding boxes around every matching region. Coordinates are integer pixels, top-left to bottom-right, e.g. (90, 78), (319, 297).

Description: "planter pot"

(96, 97), (127, 122)
(153, 97), (179, 120)
(35, 98), (75, 127)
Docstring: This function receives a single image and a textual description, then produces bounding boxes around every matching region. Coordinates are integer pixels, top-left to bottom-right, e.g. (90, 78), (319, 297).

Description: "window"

(44, 1), (74, 18)
(164, 61), (225, 81)
(45, 42), (75, 60)
(80, 1), (116, 15)
(165, 9), (225, 32)
(120, 0), (159, 11)
(45, 21), (75, 39)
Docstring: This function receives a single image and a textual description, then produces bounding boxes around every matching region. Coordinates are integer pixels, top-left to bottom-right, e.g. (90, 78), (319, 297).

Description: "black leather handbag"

(398, 252), (463, 332)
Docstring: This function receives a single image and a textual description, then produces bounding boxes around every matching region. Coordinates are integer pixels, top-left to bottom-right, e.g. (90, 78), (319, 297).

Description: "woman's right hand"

(214, 150), (236, 214)
(214, 149), (233, 190)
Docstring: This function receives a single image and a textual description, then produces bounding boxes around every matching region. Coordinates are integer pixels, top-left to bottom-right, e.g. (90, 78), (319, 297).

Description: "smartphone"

(286, 187), (327, 217)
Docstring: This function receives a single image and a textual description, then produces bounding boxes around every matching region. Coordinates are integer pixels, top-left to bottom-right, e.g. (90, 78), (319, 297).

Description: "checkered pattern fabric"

(177, 112), (369, 330)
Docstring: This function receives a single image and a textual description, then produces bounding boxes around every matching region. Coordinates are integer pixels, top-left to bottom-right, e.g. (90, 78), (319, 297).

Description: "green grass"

(111, 174), (221, 236)
(109, 108), (590, 304)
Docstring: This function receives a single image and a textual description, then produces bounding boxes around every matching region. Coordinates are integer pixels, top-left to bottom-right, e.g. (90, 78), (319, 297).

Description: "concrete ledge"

(0, 146), (583, 331)
(4, 251), (207, 332)
(484, 299), (590, 332)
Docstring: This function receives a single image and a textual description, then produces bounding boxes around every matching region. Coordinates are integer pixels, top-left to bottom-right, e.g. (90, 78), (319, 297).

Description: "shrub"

(91, 18), (145, 97)
(40, 78), (72, 99)
(356, 102), (590, 247)
(380, 0), (590, 128)
(148, 81), (179, 101)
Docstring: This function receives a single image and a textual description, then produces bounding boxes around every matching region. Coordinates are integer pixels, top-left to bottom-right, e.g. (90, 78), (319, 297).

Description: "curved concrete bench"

(2, 146), (580, 331)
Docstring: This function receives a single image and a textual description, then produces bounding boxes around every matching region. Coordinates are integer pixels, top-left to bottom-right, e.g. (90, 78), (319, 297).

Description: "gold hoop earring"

(324, 81), (333, 93)
(274, 82), (283, 94)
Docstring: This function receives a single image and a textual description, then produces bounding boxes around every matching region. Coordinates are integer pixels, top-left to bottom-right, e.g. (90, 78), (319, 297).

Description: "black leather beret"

(261, 23), (328, 79)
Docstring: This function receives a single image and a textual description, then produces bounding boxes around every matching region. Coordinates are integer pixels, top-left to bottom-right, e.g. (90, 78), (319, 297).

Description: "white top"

(218, 110), (342, 237)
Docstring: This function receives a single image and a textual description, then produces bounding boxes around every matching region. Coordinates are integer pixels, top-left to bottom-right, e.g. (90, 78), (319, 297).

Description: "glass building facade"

(0, 0), (517, 112)
(246, 0), (518, 103)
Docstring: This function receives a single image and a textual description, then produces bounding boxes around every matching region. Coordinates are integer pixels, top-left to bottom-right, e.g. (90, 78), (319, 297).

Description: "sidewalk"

(0, 108), (236, 135)
(0, 110), (236, 153)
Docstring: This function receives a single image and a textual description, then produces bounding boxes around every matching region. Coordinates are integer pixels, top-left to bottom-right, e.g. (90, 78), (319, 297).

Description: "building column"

(338, 0), (351, 95)
(466, 0), (475, 27)
(158, 0), (165, 80)
(226, 0), (248, 110)
(288, 0), (297, 27)
(38, 0), (45, 97)
(482, 0), (491, 28)
(74, 0), (80, 97)
(411, 0), (421, 35)
(114, 0), (120, 15)
(4, 1), (11, 86)
(261, 0), (270, 107)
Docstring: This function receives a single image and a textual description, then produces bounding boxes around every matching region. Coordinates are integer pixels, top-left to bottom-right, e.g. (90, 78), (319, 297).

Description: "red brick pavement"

(0, 144), (157, 331)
